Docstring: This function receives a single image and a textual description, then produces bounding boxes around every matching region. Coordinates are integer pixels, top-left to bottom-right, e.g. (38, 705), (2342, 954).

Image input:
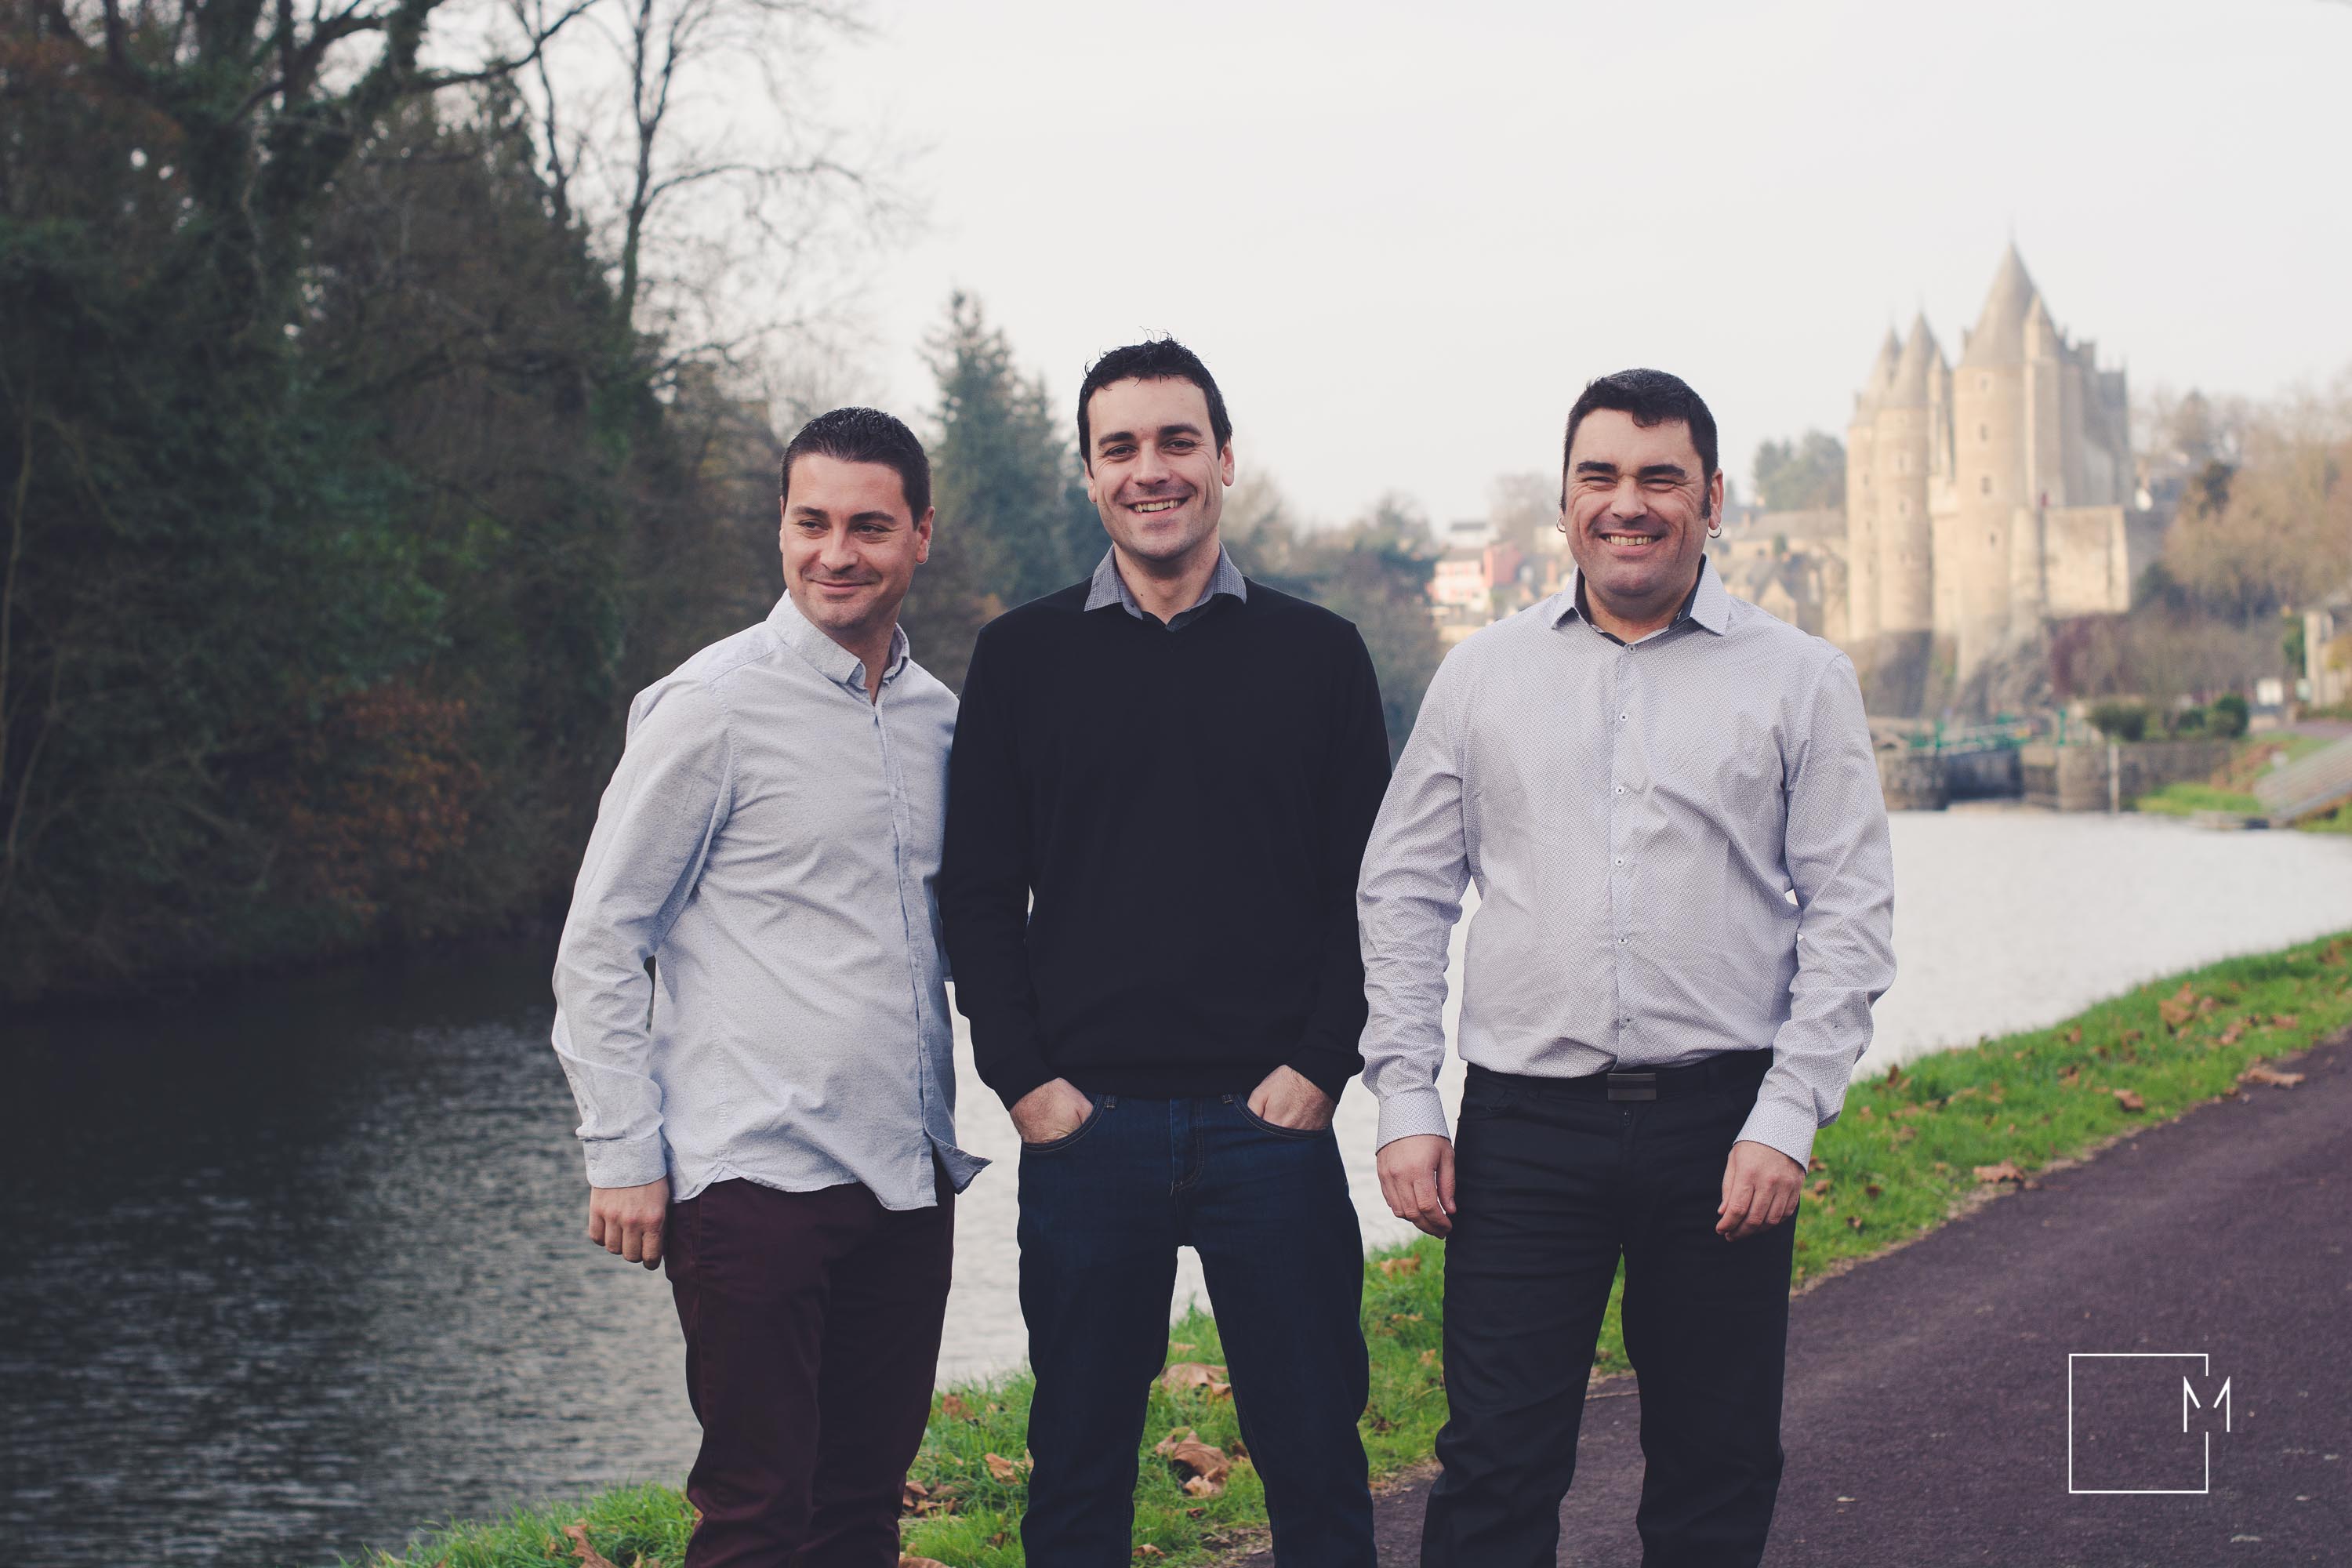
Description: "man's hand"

(1717, 1139), (1803, 1241)
(1377, 1134), (1457, 1236)
(1246, 1065), (1336, 1132)
(1010, 1077), (1096, 1145)
(588, 1177), (670, 1269)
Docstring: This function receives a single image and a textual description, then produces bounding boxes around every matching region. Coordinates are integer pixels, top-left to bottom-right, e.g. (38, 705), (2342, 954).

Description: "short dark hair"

(779, 406), (931, 518)
(1076, 338), (1232, 467)
(1561, 368), (1719, 499)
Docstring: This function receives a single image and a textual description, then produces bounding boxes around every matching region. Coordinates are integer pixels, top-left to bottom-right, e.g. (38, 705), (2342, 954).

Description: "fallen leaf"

(1161, 1362), (1230, 1395)
(2158, 985), (2196, 1029)
(1167, 1439), (1232, 1487)
(1973, 1160), (2025, 1184)
(2198, 996), (2220, 1015)
(1808, 1156), (1829, 1173)
(900, 1558), (953, 1568)
(2272, 1013), (2299, 1027)
(2064, 1026), (2082, 1045)
(2058, 1066), (2081, 1087)
(985, 1452), (1025, 1485)
(1181, 1474), (1225, 1497)
(2218, 1024), (2243, 1047)
(1809, 1178), (1832, 1198)
(1134, 1547), (1165, 1559)
(628, 1555), (662, 1568)
(1865, 1183), (1882, 1198)
(1420, 1348), (1442, 1369)
(1856, 1104), (1873, 1118)
(940, 1393), (975, 1421)
(2112, 1089), (2145, 1112)
(2243, 1065), (2305, 1087)
(1886, 1064), (1903, 1084)
(562, 1526), (619, 1568)
(901, 1479), (930, 1511)
(1379, 1255), (1422, 1277)
(1388, 1311), (1425, 1323)
(2122, 1029), (2143, 1045)
(1846, 1216), (1864, 1231)
(1152, 1426), (1196, 1458)
(1167, 1341), (1195, 1355)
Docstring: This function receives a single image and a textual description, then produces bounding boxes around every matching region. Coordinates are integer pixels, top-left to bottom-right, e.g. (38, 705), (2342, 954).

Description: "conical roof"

(1959, 244), (2041, 368)
(1854, 327), (1900, 416)
(1886, 314), (1943, 408)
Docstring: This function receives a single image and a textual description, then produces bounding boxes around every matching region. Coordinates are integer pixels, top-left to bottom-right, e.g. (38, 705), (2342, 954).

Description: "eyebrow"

(1573, 460), (1692, 482)
(1094, 421), (1207, 451)
(789, 505), (900, 524)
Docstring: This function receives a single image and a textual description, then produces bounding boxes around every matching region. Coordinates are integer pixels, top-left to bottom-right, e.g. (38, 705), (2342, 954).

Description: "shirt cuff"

(1375, 1084), (1452, 1150)
(1734, 1094), (1820, 1171)
(582, 1131), (669, 1189)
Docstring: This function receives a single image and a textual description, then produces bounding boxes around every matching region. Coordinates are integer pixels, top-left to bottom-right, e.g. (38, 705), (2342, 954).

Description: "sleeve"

(937, 626), (1054, 1109)
(1356, 648), (1474, 1149)
(1285, 628), (1393, 1101)
(1738, 652), (1897, 1169)
(549, 678), (735, 1189)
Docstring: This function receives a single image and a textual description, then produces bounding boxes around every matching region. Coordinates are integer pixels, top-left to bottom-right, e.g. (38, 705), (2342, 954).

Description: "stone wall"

(2019, 739), (2235, 812)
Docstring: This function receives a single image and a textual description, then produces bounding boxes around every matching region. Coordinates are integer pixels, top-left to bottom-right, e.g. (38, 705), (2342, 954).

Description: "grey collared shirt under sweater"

(1084, 545), (1248, 626)
(1357, 557), (1896, 1167)
(551, 591), (982, 1210)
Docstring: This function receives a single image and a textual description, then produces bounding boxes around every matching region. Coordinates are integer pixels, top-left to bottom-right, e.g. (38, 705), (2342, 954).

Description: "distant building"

(2306, 589), (2351, 709)
(1710, 508), (1848, 644)
(1842, 247), (2164, 710)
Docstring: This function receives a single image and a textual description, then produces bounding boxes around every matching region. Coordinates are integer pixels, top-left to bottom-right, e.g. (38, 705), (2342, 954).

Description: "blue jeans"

(1016, 1091), (1376, 1567)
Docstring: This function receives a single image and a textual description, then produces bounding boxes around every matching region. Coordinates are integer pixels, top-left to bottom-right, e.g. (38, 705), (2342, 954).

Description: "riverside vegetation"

(365, 931), (2352, 1568)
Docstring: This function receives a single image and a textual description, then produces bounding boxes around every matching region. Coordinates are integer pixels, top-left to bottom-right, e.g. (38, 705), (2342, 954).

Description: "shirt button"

(1615, 785), (1626, 795)
(1618, 713), (1628, 722)
(1617, 936), (1628, 946)
(1613, 857), (1624, 866)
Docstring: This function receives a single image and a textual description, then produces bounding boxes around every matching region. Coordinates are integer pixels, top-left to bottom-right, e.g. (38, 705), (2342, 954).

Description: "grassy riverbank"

(2134, 732), (2351, 832)
(368, 931), (2352, 1568)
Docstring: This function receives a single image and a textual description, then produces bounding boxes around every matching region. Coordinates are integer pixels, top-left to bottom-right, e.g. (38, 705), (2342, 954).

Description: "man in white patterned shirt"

(1359, 369), (1894, 1567)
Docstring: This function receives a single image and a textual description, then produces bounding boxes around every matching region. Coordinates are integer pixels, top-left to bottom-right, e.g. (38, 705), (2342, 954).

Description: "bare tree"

(504, 0), (905, 379)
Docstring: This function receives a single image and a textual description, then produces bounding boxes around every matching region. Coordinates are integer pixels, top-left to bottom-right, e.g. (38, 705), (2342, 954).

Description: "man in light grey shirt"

(552, 407), (979, 1567)
(1360, 370), (1893, 1567)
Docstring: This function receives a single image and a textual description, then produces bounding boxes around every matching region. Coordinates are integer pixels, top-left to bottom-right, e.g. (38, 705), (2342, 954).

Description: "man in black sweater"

(940, 339), (1387, 1566)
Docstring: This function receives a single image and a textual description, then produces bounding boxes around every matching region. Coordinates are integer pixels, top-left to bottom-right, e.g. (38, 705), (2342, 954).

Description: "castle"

(1842, 246), (2163, 710)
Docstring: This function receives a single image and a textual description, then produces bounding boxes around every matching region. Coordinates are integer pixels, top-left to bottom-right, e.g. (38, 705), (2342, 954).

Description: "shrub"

(2209, 693), (2249, 738)
(2085, 699), (2150, 742)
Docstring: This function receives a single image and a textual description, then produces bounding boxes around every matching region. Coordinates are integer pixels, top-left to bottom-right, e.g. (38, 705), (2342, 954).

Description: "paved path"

(1253, 1031), (2352, 1566)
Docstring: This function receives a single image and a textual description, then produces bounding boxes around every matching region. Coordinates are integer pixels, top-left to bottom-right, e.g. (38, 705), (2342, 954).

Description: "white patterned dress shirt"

(1357, 557), (1894, 1167)
(551, 593), (983, 1210)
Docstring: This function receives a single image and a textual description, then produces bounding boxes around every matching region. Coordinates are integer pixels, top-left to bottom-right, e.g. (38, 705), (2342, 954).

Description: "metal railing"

(2256, 735), (2352, 826)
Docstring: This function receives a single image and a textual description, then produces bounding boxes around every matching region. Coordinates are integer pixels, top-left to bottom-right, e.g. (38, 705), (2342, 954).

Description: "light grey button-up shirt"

(1358, 558), (1894, 1167)
(1083, 545), (1247, 627)
(551, 592), (982, 1210)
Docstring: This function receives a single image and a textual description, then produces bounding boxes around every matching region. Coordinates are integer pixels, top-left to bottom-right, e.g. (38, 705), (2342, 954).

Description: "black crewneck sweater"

(938, 576), (1392, 1108)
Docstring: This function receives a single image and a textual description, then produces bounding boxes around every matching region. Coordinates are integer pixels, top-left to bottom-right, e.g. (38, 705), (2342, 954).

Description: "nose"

(1131, 441), (1172, 486)
(1606, 477), (1649, 520)
(818, 524), (860, 572)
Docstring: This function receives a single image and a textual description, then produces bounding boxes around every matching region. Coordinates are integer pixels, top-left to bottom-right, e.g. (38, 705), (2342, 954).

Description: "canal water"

(4, 808), (2349, 1565)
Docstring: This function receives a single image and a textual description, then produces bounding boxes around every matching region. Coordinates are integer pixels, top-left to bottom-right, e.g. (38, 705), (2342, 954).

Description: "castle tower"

(1945, 244), (2040, 682)
(1844, 328), (1900, 655)
(1875, 314), (1940, 641)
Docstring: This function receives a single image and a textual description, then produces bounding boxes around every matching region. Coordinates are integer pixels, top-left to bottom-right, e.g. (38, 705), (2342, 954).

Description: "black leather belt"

(1465, 1053), (1769, 1104)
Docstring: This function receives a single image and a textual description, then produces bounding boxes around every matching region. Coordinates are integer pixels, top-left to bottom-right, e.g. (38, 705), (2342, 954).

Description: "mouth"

(1595, 530), (1664, 550)
(809, 578), (873, 594)
(1127, 495), (1188, 515)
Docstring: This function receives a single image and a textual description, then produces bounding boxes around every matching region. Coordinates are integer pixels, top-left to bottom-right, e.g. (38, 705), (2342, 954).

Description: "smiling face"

(1562, 408), (1722, 629)
(779, 452), (932, 651)
(1081, 376), (1234, 570)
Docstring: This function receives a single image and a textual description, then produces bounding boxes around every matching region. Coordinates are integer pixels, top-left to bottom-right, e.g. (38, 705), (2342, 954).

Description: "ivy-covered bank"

(365, 931), (2352, 1568)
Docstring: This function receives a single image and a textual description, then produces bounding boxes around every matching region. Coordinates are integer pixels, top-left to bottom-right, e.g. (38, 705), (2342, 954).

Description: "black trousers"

(1422, 1056), (1795, 1568)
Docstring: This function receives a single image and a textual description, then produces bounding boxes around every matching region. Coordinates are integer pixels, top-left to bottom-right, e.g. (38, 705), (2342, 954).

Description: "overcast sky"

(815, 0), (2351, 526)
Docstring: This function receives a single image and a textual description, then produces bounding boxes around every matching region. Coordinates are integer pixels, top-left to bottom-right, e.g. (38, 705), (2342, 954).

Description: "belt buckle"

(1606, 1071), (1658, 1102)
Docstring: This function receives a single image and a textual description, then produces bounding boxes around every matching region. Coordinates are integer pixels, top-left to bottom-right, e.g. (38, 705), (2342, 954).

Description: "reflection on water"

(3, 808), (2350, 1565)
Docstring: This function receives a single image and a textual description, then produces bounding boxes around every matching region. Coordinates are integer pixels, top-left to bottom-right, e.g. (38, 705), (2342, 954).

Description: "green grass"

(366, 933), (2352, 1568)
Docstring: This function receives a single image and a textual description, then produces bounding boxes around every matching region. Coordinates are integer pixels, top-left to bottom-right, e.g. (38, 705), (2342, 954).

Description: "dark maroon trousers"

(663, 1173), (953, 1567)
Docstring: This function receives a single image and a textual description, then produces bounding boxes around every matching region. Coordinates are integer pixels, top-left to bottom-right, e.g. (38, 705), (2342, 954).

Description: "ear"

(1704, 468), (1725, 521)
(1218, 441), (1236, 488)
(913, 506), (935, 565)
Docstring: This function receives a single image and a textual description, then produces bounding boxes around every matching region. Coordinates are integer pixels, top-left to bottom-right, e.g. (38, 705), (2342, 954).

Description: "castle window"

(1978, 375), (1991, 392)
(1897, 499), (1909, 517)
(1980, 476), (1992, 495)
(1978, 423), (1989, 442)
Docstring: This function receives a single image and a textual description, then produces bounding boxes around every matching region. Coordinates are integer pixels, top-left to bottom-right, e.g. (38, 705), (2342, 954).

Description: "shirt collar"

(1083, 545), (1249, 622)
(764, 590), (910, 692)
(1555, 554), (1729, 640)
